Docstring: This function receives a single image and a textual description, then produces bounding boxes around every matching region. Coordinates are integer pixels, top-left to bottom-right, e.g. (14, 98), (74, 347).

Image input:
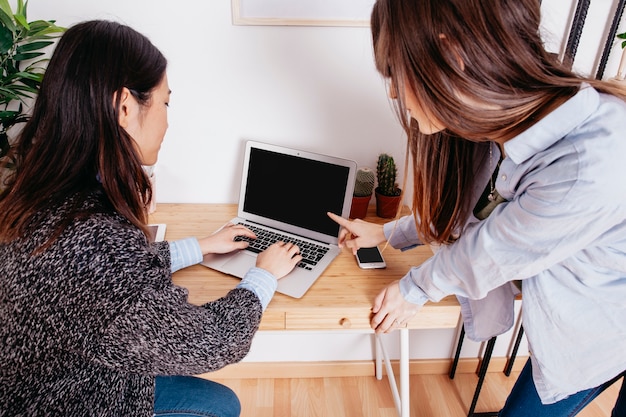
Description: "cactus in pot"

(354, 167), (375, 197)
(375, 153), (402, 218)
(376, 153), (401, 196)
(350, 167), (375, 219)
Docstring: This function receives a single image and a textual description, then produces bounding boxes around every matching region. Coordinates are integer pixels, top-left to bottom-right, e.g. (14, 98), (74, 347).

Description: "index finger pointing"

(327, 212), (349, 227)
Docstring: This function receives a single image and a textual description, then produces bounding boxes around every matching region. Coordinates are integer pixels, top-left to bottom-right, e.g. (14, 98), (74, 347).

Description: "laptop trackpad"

(220, 252), (256, 278)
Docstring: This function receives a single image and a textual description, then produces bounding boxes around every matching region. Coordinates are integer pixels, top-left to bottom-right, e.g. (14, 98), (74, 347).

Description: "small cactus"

(354, 167), (375, 197)
(376, 153), (401, 196)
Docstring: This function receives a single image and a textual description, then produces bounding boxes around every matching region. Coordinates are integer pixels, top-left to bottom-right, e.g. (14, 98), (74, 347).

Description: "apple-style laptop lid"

(201, 140), (357, 298)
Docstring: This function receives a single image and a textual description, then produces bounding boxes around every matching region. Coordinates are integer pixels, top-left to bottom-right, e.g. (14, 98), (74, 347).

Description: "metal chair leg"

(449, 323), (505, 416)
(504, 324), (524, 377)
(467, 336), (497, 417)
(449, 324), (465, 379)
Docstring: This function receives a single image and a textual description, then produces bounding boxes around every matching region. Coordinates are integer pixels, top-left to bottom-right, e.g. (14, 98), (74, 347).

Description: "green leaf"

(27, 20), (65, 37)
(13, 13), (29, 31)
(13, 51), (44, 61)
(17, 0), (25, 17)
(0, 87), (21, 101)
(19, 78), (39, 90)
(23, 59), (49, 71)
(0, 23), (13, 53)
(0, 109), (20, 121)
(0, 0), (12, 19)
(0, 8), (16, 32)
(0, 82), (38, 96)
(5, 70), (43, 82)
(617, 33), (626, 39)
(622, 40), (626, 49)
(32, 26), (65, 37)
(16, 40), (53, 52)
(8, 83), (38, 93)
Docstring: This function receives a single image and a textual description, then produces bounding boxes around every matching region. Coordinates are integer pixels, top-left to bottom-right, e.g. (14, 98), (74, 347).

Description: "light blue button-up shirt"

(385, 85), (626, 404)
(169, 237), (277, 310)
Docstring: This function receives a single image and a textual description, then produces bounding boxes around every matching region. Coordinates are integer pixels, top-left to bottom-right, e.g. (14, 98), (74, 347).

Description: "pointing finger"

(327, 212), (349, 227)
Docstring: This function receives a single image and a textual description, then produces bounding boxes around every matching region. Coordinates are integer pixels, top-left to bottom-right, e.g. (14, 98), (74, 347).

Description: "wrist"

(377, 224), (387, 243)
(197, 236), (212, 255)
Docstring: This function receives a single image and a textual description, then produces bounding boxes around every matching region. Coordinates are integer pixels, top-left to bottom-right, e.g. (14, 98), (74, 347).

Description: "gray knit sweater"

(0, 190), (263, 416)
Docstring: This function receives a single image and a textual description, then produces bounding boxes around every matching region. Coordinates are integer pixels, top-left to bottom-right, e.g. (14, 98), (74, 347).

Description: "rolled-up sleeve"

(384, 215), (423, 251)
(169, 238), (203, 273)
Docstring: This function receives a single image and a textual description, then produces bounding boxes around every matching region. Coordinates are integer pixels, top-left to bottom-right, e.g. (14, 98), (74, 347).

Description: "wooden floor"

(215, 372), (622, 417)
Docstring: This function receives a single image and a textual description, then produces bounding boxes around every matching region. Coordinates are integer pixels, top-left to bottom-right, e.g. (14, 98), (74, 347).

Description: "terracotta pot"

(350, 195), (371, 219)
(375, 189), (402, 218)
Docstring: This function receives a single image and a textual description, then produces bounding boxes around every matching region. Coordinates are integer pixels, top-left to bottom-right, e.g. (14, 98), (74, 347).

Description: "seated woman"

(0, 20), (301, 417)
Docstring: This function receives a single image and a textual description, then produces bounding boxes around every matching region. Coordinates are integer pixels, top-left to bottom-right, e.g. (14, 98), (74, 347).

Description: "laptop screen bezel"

(237, 140), (357, 245)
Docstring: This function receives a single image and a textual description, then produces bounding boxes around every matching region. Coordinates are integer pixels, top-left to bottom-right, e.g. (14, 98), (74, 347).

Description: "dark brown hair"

(371, 0), (626, 244)
(0, 20), (167, 246)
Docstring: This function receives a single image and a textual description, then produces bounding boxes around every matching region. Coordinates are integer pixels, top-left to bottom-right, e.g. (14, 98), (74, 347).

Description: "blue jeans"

(153, 375), (241, 417)
(500, 359), (626, 417)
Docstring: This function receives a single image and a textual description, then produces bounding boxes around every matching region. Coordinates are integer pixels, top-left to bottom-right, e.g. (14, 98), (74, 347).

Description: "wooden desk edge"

(151, 203), (461, 332)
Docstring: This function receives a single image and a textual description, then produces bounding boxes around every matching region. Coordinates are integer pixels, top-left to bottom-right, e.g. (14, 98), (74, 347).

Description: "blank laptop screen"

(243, 147), (351, 237)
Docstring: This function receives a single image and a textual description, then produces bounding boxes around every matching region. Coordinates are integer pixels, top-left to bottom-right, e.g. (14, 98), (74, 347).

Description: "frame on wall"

(232, 0), (375, 27)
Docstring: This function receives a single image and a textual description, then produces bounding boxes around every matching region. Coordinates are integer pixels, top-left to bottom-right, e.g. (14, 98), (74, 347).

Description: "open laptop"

(201, 140), (357, 298)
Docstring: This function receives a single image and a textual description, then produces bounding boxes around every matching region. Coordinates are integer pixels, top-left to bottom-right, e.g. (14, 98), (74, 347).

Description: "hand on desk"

(371, 281), (421, 333)
(327, 212), (386, 255)
(197, 222), (302, 280)
(328, 213), (421, 332)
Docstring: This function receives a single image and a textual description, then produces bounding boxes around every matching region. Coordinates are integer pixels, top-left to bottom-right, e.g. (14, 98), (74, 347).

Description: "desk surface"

(150, 204), (460, 331)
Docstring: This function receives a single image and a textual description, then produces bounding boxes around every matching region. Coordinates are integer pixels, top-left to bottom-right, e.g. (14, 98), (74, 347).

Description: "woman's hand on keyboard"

(256, 242), (302, 279)
(198, 223), (256, 255)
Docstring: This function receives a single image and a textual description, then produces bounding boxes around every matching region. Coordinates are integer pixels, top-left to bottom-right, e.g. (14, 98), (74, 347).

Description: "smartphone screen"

(356, 247), (386, 269)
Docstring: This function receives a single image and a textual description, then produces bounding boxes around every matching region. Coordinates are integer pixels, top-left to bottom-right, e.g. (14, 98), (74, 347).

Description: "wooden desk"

(150, 203), (461, 417)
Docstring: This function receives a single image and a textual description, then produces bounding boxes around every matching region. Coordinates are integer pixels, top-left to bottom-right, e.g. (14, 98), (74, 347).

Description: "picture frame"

(232, 0), (375, 27)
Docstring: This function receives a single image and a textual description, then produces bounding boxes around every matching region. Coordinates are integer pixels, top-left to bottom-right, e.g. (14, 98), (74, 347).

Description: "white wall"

(28, 0), (625, 206)
(24, 0), (622, 362)
(29, 0), (406, 204)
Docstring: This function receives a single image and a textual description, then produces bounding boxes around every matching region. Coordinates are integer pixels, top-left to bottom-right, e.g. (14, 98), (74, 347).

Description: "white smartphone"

(356, 246), (386, 269)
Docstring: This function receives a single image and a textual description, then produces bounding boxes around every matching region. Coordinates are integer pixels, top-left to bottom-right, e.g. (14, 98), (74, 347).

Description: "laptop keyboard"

(234, 222), (329, 271)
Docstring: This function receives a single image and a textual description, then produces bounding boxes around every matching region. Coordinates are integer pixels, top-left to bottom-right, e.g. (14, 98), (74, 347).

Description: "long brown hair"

(0, 20), (167, 246)
(371, 0), (626, 244)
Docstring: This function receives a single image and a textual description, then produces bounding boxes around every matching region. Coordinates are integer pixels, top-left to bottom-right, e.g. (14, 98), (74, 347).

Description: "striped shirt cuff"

(237, 267), (278, 310)
(169, 238), (203, 273)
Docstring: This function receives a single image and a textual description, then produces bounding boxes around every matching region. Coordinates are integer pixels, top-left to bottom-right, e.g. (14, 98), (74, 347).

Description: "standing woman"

(329, 0), (626, 415)
(0, 20), (301, 417)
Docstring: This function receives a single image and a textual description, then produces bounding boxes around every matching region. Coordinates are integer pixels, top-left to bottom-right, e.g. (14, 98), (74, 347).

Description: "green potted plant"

(350, 166), (374, 219)
(0, 0), (65, 178)
(375, 153), (402, 218)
